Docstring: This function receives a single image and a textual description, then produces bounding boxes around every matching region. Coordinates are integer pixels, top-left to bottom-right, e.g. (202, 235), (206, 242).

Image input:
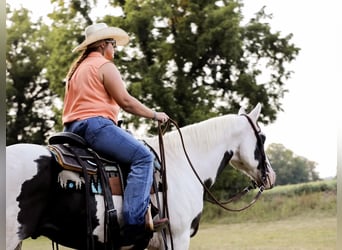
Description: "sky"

(7, 0), (340, 178)
(243, 0), (340, 178)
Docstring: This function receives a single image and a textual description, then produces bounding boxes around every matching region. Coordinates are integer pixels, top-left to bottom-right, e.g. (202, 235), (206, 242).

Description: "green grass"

(191, 180), (337, 249)
(23, 237), (73, 250)
(24, 215), (337, 250)
(190, 215), (336, 250)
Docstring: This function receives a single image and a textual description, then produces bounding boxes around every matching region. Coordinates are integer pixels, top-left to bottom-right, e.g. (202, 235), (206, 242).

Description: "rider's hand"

(154, 112), (169, 123)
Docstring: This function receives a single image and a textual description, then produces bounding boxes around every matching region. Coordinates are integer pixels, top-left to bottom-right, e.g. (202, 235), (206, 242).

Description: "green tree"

(43, 0), (98, 132)
(6, 1), (100, 144)
(6, 6), (56, 145)
(42, 0), (300, 133)
(6, 0), (300, 143)
(46, 0), (97, 98)
(207, 166), (251, 200)
(102, 0), (300, 132)
(266, 143), (320, 185)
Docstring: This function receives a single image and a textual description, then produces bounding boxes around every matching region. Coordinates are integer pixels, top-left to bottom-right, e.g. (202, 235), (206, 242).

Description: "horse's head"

(229, 103), (276, 190)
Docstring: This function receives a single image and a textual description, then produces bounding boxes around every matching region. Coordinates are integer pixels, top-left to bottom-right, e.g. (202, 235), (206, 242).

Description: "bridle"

(240, 114), (270, 188)
(158, 115), (270, 213)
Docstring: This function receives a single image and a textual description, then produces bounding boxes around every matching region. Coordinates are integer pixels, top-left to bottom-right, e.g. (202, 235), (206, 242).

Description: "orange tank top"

(62, 52), (120, 124)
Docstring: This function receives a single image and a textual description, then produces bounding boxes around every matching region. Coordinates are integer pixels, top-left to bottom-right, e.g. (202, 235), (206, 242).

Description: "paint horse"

(6, 103), (276, 250)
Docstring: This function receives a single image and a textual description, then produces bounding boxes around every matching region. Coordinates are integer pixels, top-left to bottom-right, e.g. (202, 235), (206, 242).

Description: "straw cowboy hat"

(72, 23), (130, 52)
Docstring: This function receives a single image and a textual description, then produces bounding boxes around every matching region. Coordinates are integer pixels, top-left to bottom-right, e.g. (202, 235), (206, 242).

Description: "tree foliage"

(266, 143), (320, 185)
(206, 165), (252, 200)
(6, 6), (56, 145)
(103, 0), (300, 132)
(46, 0), (97, 97)
(6, 0), (300, 142)
(7, 0), (318, 197)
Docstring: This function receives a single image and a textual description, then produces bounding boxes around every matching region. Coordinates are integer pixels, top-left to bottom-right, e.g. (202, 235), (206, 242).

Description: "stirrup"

(153, 217), (169, 231)
(145, 205), (154, 231)
(145, 205), (169, 232)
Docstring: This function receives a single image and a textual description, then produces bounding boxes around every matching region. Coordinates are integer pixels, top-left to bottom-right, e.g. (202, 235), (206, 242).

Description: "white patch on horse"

(58, 170), (84, 189)
(93, 195), (124, 243)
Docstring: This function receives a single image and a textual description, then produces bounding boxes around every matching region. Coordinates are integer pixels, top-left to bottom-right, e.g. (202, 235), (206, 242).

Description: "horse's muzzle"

(264, 165), (276, 189)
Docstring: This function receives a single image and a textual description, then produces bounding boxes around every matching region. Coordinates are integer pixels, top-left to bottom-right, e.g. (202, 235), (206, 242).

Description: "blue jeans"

(64, 116), (153, 225)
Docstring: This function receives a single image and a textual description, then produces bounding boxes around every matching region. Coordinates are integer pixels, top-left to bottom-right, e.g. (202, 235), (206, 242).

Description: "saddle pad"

(48, 144), (99, 175)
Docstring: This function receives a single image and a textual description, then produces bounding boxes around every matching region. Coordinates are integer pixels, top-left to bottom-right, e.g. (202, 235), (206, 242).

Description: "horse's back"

(7, 143), (50, 161)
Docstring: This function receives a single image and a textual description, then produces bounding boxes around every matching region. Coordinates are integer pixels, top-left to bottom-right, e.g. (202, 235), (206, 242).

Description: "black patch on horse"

(203, 150), (233, 197)
(215, 150), (233, 179)
(38, 162), (102, 249)
(17, 155), (54, 240)
(16, 153), (103, 249)
(38, 179), (100, 249)
(190, 212), (202, 237)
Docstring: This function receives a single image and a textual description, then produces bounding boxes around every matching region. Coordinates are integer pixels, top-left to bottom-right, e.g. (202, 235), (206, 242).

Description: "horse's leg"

(175, 232), (192, 250)
(148, 230), (191, 250)
(146, 232), (164, 250)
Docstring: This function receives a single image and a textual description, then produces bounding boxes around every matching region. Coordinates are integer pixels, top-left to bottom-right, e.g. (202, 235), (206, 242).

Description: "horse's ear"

(238, 106), (246, 115)
(248, 103), (262, 122)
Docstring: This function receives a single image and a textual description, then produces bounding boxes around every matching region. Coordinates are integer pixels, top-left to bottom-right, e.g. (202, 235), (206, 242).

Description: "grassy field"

(22, 180), (337, 249)
(189, 216), (336, 250)
(24, 215), (336, 250)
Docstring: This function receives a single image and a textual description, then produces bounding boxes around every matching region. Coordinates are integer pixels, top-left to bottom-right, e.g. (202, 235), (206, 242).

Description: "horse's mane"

(144, 114), (240, 152)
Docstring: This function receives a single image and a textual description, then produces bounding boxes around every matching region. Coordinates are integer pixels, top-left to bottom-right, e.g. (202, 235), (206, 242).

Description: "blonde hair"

(66, 40), (104, 82)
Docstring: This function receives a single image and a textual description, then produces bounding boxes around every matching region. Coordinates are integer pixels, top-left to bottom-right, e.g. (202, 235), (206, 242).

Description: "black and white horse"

(6, 103), (276, 250)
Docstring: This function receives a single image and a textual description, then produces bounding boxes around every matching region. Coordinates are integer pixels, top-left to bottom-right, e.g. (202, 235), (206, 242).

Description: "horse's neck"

(145, 115), (240, 181)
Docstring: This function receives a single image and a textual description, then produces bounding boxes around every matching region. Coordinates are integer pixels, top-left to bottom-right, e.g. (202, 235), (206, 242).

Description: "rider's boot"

(120, 207), (169, 250)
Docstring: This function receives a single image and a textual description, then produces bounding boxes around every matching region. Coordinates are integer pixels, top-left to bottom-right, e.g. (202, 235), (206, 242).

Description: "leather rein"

(157, 115), (268, 213)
